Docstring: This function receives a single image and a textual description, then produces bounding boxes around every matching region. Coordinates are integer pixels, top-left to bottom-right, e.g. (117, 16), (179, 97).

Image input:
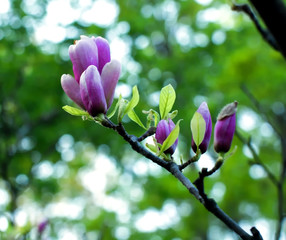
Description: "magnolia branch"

(101, 117), (263, 240)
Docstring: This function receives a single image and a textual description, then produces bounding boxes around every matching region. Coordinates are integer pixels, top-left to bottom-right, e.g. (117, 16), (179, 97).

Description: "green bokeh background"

(0, 0), (285, 239)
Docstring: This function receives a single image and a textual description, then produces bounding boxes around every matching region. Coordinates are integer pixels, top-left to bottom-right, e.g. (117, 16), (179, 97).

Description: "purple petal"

(80, 66), (107, 116)
(93, 37), (111, 74)
(156, 120), (170, 145)
(155, 119), (178, 155)
(214, 113), (236, 153)
(69, 36), (99, 82)
(101, 60), (121, 109)
(61, 74), (85, 109)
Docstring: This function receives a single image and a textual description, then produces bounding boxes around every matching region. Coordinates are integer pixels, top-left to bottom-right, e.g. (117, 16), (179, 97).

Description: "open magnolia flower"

(61, 36), (121, 117)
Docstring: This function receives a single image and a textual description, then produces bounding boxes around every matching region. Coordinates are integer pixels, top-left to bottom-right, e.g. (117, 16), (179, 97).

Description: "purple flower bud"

(155, 119), (178, 155)
(69, 36), (99, 83)
(214, 101), (237, 153)
(80, 65), (107, 116)
(61, 74), (85, 109)
(191, 102), (212, 154)
(37, 219), (49, 234)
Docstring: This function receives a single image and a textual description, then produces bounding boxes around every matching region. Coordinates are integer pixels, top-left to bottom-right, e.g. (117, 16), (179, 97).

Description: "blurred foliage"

(0, 0), (285, 239)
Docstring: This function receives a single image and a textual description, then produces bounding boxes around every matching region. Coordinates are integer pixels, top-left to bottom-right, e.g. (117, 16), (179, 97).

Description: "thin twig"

(236, 131), (279, 186)
(232, 3), (280, 51)
(137, 127), (156, 142)
(101, 118), (264, 240)
(179, 152), (201, 171)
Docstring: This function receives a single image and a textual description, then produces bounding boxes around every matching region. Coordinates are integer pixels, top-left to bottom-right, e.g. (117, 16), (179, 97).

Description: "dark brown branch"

(179, 152), (201, 171)
(232, 3), (279, 51)
(248, 0), (286, 59)
(137, 127), (156, 142)
(102, 117), (263, 240)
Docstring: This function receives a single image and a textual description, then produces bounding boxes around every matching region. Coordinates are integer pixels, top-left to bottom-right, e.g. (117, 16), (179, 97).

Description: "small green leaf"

(118, 98), (129, 122)
(107, 95), (122, 118)
(190, 112), (206, 147)
(160, 119), (181, 154)
(143, 109), (160, 128)
(62, 105), (89, 117)
(146, 143), (158, 153)
(124, 85), (139, 115)
(167, 110), (178, 120)
(128, 110), (146, 129)
(159, 84), (176, 119)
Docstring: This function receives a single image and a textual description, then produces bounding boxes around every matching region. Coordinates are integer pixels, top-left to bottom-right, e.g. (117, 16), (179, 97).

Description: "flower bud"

(191, 102), (212, 154)
(62, 36), (120, 115)
(155, 119), (178, 155)
(214, 101), (237, 153)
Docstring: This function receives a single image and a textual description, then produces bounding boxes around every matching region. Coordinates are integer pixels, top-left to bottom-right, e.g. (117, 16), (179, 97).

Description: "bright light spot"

(194, 32), (209, 47)
(135, 201), (180, 232)
(114, 226), (131, 240)
(249, 165), (267, 179)
(141, 5), (154, 18)
(238, 109), (259, 131)
(15, 209), (28, 227)
(46, 0), (79, 26)
(195, 0), (213, 6)
(81, 0), (119, 27)
(175, 24), (192, 47)
(210, 182), (226, 202)
(155, 0), (179, 22)
(34, 24), (66, 43)
(196, 5), (235, 29)
(196, 153), (215, 171)
(58, 229), (78, 240)
(0, 216), (9, 232)
(212, 30), (226, 45)
(57, 134), (74, 152)
(33, 161), (54, 179)
(132, 160), (149, 177)
(148, 91), (160, 106)
(135, 35), (150, 49)
(260, 122), (274, 137)
(243, 144), (259, 158)
(177, 201), (192, 217)
(45, 198), (84, 219)
(0, 188), (10, 206)
(272, 101), (285, 115)
(0, 0), (10, 14)
(115, 83), (132, 98)
(110, 37), (131, 62)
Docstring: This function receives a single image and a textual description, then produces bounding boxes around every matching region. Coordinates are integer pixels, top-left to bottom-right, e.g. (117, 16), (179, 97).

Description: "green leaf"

(143, 109), (160, 128)
(124, 85), (139, 115)
(159, 84), (176, 119)
(160, 119), (181, 154)
(146, 143), (158, 153)
(167, 110), (178, 120)
(117, 98), (129, 122)
(190, 112), (206, 147)
(62, 105), (89, 117)
(128, 109), (146, 129)
(107, 95), (122, 118)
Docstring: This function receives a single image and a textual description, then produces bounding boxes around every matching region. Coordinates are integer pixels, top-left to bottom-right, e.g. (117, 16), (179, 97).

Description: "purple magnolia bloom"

(80, 61), (121, 116)
(61, 35), (121, 116)
(155, 119), (178, 155)
(191, 102), (212, 154)
(214, 101), (237, 153)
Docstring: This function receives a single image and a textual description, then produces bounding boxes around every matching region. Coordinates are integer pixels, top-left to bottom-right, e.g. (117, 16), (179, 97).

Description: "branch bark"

(248, 0), (286, 58)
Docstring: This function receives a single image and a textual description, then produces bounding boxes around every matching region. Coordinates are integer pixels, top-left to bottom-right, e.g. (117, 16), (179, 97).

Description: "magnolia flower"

(155, 119), (178, 155)
(191, 102), (212, 154)
(214, 101), (237, 153)
(61, 36), (121, 116)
